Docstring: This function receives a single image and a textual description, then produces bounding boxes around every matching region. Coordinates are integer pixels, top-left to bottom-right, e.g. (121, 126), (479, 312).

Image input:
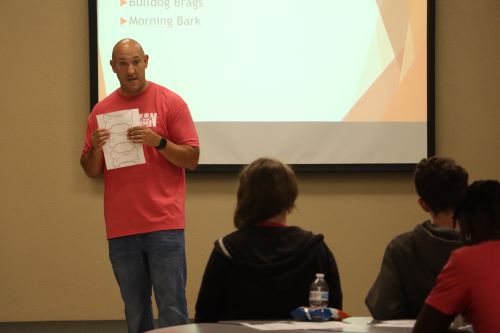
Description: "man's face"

(110, 42), (149, 96)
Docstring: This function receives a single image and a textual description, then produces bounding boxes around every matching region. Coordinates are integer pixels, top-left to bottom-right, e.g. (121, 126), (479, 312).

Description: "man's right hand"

(91, 128), (111, 150)
(81, 128), (110, 178)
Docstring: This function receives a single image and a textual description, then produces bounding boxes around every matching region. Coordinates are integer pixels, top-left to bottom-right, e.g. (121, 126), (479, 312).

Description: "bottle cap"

(316, 273), (324, 278)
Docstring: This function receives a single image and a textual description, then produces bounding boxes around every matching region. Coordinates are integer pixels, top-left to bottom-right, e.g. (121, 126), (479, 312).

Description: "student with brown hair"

(365, 157), (469, 320)
(195, 157), (342, 322)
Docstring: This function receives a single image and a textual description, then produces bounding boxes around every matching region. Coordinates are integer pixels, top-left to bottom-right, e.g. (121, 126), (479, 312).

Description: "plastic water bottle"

(309, 273), (329, 309)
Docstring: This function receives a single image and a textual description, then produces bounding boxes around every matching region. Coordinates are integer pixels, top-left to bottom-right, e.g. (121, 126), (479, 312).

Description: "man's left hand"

(127, 126), (161, 147)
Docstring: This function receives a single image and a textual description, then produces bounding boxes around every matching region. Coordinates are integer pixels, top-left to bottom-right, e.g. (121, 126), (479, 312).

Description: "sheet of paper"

(96, 109), (146, 170)
(370, 319), (415, 328)
(241, 321), (349, 331)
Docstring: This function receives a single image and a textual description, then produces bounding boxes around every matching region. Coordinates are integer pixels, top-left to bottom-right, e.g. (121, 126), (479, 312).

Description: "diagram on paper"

(97, 109), (146, 170)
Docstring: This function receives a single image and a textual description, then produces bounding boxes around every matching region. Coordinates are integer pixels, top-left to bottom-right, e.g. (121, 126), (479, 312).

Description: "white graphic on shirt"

(97, 109), (146, 170)
(140, 113), (157, 127)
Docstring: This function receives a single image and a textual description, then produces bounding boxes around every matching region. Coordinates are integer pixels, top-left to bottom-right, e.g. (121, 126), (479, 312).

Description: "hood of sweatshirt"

(215, 225), (326, 275)
(411, 220), (462, 275)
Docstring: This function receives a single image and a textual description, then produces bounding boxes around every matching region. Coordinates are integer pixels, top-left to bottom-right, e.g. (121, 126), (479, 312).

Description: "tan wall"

(0, 0), (499, 322)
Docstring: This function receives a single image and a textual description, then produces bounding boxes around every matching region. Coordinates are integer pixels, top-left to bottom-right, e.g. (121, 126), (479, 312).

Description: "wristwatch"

(155, 137), (167, 150)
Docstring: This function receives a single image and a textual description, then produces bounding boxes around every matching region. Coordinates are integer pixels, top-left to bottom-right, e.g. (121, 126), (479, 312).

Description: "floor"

(0, 320), (129, 333)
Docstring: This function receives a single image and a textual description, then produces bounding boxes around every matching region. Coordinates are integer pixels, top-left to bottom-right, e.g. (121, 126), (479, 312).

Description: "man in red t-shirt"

(81, 38), (199, 333)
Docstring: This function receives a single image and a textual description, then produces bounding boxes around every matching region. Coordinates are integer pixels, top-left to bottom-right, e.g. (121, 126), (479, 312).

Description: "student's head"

(234, 158), (298, 229)
(414, 157), (469, 214)
(454, 180), (500, 245)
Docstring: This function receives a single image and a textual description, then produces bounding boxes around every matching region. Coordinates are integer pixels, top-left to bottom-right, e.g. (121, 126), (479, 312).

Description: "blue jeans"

(108, 230), (188, 333)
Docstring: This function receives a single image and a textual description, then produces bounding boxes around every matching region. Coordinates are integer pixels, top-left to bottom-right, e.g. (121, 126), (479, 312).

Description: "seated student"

(413, 180), (500, 333)
(194, 157), (342, 322)
(365, 157), (468, 319)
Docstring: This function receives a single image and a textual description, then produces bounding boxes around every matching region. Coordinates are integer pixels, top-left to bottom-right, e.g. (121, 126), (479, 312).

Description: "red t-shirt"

(82, 82), (199, 239)
(425, 240), (500, 333)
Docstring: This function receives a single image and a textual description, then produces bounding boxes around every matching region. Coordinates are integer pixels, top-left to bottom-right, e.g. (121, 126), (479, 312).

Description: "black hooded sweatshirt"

(195, 225), (342, 322)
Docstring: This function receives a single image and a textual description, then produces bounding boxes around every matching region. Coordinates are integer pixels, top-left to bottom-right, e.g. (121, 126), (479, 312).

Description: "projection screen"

(88, 0), (435, 171)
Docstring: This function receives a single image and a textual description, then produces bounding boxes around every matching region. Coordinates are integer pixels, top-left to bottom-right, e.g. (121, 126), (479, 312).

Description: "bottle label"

(309, 291), (329, 302)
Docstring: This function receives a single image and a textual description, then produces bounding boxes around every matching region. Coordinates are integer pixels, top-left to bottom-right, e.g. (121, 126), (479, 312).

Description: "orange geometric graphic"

(343, 0), (427, 121)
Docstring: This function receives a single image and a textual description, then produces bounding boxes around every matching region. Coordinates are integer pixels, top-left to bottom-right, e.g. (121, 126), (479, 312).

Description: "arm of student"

(80, 128), (110, 178)
(323, 244), (343, 310)
(413, 304), (456, 333)
(365, 243), (408, 320)
(194, 249), (228, 323)
(127, 126), (199, 170)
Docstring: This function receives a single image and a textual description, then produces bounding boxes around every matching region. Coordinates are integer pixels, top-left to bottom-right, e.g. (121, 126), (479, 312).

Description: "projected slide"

(92, 0), (431, 167)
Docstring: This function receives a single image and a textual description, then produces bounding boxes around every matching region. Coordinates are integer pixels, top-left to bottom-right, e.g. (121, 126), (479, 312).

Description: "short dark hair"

(414, 157), (469, 214)
(234, 158), (298, 229)
(454, 180), (500, 245)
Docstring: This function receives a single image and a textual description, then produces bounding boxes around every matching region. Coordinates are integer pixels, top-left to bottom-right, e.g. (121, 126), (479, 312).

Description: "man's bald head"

(112, 38), (146, 61)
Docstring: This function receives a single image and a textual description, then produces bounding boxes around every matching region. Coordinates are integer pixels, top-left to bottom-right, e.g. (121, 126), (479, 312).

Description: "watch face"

(156, 138), (166, 150)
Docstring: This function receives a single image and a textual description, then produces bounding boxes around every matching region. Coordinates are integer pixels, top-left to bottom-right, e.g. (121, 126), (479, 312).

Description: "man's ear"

(110, 60), (117, 73)
(418, 198), (431, 213)
(144, 54), (149, 67)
